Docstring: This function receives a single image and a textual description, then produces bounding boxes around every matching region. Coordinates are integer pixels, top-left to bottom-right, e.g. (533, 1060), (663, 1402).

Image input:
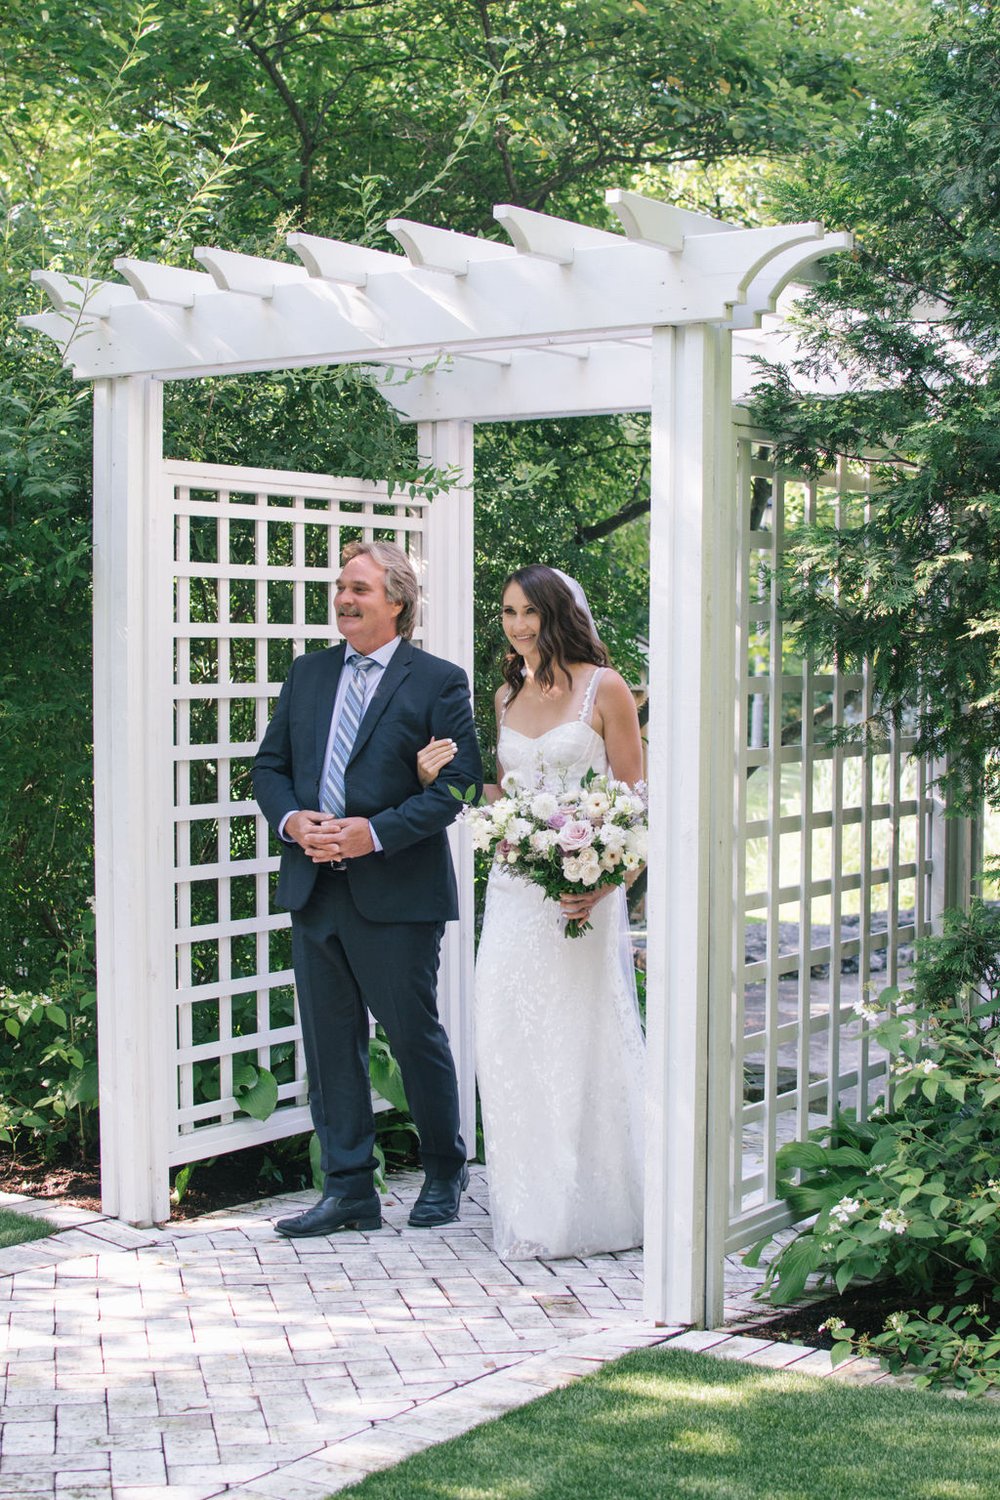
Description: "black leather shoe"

(408, 1165), (470, 1228)
(274, 1192), (381, 1238)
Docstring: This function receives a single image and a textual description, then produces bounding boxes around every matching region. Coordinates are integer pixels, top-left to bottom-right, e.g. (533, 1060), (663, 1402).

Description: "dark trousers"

(291, 868), (467, 1197)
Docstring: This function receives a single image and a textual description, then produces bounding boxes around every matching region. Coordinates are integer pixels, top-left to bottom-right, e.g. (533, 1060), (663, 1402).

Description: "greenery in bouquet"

(456, 769), (647, 938)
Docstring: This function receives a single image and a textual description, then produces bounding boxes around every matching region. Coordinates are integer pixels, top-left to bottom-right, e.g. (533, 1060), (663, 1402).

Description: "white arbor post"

(645, 325), (736, 1327)
(417, 420), (478, 1151)
(92, 375), (173, 1225)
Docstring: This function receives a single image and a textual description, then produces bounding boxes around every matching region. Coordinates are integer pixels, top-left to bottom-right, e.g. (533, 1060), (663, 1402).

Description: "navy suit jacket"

(252, 639), (483, 922)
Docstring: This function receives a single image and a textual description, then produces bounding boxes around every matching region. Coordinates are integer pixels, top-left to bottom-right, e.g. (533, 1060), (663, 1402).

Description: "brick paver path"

(0, 1167), (889, 1499)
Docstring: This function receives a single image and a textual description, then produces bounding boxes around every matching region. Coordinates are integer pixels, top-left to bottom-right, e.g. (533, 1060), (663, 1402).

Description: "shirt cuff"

(369, 821), (383, 854)
(278, 812), (297, 843)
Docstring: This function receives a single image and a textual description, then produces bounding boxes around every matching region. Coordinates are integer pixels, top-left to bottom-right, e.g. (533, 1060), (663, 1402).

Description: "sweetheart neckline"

(500, 721), (603, 745)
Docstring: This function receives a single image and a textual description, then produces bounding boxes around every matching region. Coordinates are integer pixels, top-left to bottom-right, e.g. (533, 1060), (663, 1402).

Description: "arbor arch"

(28, 190), (937, 1328)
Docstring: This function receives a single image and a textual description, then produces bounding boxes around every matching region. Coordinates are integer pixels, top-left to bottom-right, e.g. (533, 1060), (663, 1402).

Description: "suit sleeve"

(369, 665), (483, 857)
(252, 664), (302, 835)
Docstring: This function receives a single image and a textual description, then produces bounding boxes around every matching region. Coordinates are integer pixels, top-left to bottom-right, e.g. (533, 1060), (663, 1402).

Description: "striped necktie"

(321, 655), (376, 818)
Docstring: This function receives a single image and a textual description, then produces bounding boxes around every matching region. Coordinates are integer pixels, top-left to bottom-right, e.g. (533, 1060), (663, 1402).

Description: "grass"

(334, 1347), (1000, 1500)
(0, 1204), (58, 1248)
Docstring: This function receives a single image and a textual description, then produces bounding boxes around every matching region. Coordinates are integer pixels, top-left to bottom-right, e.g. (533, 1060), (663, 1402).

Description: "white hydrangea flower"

(529, 791), (559, 822)
(830, 1196), (861, 1225)
(878, 1208), (909, 1235)
(504, 817), (532, 843)
(529, 829), (559, 855)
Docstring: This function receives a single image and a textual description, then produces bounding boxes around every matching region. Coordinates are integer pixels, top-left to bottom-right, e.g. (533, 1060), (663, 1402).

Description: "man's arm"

(369, 666), (482, 857)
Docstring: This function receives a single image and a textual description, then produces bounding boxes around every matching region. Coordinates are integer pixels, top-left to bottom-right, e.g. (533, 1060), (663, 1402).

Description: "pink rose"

(556, 820), (595, 852)
(547, 812), (568, 829)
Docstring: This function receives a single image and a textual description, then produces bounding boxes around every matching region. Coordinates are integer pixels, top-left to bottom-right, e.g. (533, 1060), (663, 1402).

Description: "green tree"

(748, 2), (1000, 816)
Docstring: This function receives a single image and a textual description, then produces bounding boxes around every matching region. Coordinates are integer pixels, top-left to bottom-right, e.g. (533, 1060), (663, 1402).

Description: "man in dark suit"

(253, 540), (482, 1237)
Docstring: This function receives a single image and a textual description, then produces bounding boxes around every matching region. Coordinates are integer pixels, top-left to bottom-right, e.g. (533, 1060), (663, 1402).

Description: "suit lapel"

(348, 639), (414, 763)
(313, 644), (347, 774)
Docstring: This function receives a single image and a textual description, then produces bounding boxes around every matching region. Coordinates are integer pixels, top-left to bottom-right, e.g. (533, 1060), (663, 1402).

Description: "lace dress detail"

(475, 670), (645, 1260)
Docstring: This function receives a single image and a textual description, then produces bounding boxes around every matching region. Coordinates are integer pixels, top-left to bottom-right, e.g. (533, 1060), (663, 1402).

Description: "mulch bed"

(736, 1280), (993, 1350)
(0, 1145), (309, 1221)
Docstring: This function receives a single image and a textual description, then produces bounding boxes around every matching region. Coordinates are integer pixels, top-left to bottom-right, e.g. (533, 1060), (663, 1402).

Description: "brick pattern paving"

(0, 1169), (896, 1500)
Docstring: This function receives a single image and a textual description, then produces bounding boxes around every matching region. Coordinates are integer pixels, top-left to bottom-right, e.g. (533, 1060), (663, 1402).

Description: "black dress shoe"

(274, 1192), (381, 1238)
(408, 1165), (470, 1228)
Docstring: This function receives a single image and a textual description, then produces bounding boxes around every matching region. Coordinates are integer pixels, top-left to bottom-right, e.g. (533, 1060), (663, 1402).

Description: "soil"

(0, 1144), (311, 1222)
(736, 1280), (994, 1350)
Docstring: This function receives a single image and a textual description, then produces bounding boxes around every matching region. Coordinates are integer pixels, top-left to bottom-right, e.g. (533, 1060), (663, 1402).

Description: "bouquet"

(455, 768), (647, 938)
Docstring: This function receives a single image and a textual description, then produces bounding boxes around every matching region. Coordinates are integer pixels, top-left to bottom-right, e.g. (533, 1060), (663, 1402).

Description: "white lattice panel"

(166, 460), (427, 1164)
(725, 424), (937, 1253)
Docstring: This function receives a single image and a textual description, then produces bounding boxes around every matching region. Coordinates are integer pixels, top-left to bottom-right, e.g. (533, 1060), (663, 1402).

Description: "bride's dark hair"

(501, 565), (610, 700)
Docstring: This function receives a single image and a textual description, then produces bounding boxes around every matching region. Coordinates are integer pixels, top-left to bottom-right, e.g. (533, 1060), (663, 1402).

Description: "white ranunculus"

(600, 848), (623, 871)
(581, 790), (610, 818)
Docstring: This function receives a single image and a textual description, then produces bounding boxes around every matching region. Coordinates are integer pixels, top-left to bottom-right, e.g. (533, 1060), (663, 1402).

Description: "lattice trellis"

(725, 422), (937, 1252)
(167, 459), (427, 1163)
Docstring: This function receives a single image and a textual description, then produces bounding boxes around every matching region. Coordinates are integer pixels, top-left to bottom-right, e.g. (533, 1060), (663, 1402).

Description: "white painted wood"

(380, 343), (650, 424)
(417, 421), (477, 1152)
(493, 204), (621, 261)
(287, 232), (404, 286)
(114, 258), (217, 306)
(92, 376), (173, 1226)
(30, 269), (136, 316)
(645, 323), (733, 1327)
(193, 247), (311, 297)
(28, 227), (845, 383)
(607, 188), (736, 247)
(731, 232), (854, 329)
(724, 424), (937, 1259)
(387, 219), (515, 275)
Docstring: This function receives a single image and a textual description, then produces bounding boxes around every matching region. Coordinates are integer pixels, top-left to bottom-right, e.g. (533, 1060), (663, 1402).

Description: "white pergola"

(26, 190), (856, 1328)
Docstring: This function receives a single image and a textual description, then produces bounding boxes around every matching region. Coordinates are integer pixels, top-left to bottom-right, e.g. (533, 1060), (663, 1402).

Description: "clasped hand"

(286, 809), (374, 863)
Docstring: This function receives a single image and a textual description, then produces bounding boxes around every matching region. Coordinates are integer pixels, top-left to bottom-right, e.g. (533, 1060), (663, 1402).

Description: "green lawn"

(335, 1346), (1000, 1500)
(0, 1205), (58, 1248)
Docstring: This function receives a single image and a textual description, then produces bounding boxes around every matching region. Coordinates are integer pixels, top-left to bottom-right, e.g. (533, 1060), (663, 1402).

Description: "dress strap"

(578, 667), (604, 726)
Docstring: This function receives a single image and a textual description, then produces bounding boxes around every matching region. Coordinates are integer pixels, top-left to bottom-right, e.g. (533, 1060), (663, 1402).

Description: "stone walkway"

(0, 1167), (894, 1500)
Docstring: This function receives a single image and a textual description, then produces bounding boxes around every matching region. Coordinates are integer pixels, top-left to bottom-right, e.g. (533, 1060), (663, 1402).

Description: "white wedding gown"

(474, 676), (645, 1260)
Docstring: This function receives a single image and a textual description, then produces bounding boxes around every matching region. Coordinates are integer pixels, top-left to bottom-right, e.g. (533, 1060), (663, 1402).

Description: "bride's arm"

(596, 670), (645, 787)
(481, 683), (508, 803)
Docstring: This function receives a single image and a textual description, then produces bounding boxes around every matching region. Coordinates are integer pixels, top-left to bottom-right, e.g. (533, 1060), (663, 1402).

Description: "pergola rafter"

(25, 189), (857, 1330)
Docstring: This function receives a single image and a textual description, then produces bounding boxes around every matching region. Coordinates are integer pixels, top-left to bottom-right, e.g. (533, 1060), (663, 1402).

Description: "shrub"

(745, 901), (1000, 1390)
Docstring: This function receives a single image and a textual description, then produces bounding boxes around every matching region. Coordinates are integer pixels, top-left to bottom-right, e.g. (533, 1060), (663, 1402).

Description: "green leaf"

(969, 1235), (988, 1263)
(370, 1038), (408, 1113)
(309, 1131), (323, 1193)
(64, 1061), (99, 1110)
(829, 1340), (855, 1367)
(835, 1261), (855, 1294)
(44, 1004), (66, 1029)
(236, 1068), (278, 1121)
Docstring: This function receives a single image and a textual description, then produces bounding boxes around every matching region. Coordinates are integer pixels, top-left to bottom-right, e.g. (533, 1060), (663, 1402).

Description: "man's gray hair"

(341, 539), (420, 640)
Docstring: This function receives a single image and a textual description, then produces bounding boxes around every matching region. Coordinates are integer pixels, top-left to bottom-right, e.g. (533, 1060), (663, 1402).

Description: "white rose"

(576, 848), (601, 885)
(562, 854), (584, 883)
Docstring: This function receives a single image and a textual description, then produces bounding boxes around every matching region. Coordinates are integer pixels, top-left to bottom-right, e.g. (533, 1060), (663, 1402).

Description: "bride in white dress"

(420, 565), (645, 1260)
